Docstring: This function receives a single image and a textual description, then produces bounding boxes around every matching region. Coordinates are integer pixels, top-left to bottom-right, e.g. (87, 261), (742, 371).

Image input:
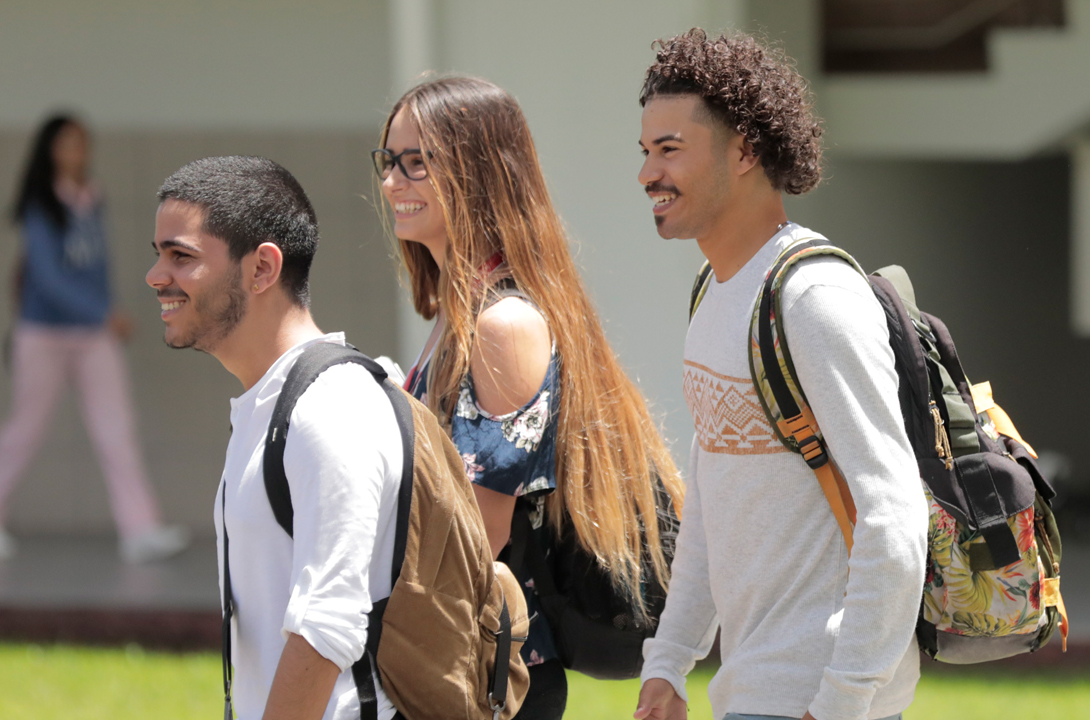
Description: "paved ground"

(0, 535), (219, 649)
(0, 535), (217, 610)
(0, 535), (1086, 650)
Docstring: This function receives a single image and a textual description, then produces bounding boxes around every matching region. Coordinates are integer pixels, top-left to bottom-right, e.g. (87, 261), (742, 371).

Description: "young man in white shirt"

(146, 156), (402, 720)
(632, 31), (929, 720)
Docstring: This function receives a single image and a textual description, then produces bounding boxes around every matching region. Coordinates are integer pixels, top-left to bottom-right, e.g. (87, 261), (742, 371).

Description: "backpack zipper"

(1035, 513), (1060, 576)
(930, 400), (953, 470)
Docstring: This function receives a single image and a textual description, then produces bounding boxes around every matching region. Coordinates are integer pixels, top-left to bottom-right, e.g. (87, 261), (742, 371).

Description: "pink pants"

(0, 323), (161, 538)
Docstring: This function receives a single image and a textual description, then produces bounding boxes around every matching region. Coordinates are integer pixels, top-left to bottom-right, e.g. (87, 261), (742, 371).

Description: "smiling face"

(638, 95), (734, 241)
(380, 108), (448, 264)
(146, 199), (248, 353)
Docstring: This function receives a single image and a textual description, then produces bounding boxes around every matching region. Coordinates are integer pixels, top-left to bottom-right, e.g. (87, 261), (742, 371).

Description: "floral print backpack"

(690, 238), (1069, 663)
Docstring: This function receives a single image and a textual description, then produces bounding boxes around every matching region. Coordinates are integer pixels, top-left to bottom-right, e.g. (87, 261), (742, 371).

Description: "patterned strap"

(689, 240), (866, 554)
(688, 260), (714, 321)
(748, 239), (868, 554)
(748, 239), (867, 451)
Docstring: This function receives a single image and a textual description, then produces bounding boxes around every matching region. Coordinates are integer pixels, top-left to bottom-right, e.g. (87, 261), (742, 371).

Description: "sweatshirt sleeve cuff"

(640, 638), (696, 702)
(807, 667), (877, 720)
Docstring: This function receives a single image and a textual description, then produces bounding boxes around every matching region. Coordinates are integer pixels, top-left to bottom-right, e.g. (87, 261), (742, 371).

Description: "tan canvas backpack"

(221, 342), (529, 720)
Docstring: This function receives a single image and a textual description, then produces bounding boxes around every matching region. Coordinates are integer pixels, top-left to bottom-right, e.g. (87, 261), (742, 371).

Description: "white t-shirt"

(215, 333), (402, 720)
(642, 224), (929, 720)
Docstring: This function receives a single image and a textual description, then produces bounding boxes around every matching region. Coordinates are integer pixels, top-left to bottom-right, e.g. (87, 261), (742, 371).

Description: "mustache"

(645, 182), (680, 196)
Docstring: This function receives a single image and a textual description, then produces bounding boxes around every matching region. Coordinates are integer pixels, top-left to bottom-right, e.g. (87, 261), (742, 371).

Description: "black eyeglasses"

(371, 148), (429, 181)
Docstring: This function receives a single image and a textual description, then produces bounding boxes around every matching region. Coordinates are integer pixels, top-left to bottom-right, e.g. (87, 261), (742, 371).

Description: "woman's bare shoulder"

(470, 297), (551, 415)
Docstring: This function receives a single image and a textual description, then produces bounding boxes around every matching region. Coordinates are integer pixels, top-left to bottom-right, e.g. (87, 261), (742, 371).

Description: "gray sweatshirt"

(642, 224), (929, 720)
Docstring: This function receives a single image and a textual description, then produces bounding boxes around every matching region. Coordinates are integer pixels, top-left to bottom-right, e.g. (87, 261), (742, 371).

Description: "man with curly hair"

(633, 30), (928, 720)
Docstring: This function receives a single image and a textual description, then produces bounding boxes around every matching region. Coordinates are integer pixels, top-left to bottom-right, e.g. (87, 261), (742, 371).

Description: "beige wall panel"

(784, 154), (1078, 478)
(0, 0), (390, 130)
(0, 133), (33, 224)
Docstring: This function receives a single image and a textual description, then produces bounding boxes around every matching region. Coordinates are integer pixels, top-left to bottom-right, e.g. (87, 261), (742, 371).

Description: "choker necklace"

(470, 251), (506, 292)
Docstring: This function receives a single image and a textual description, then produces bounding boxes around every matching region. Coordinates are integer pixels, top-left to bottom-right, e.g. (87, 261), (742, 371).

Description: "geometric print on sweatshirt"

(683, 360), (787, 454)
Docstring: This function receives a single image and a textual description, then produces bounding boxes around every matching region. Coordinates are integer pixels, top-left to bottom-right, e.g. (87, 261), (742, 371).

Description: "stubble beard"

(655, 206), (696, 240)
(647, 181), (687, 239)
(665, 166), (732, 242)
(165, 263), (248, 354)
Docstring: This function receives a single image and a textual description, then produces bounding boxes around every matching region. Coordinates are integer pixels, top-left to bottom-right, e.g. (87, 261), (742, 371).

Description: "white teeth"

(653, 194), (677, 206)
(394, 202), (425, 214)
(160, 300), (185, 311)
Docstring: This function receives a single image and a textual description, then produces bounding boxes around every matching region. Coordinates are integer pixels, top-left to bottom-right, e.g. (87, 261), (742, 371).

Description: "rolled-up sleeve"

(280, 364), (401, 671)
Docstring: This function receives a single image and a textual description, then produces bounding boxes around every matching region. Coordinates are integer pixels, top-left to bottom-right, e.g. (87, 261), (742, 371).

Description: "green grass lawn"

(567, 665), (1090, 720)
(0, 643), (1087, 719)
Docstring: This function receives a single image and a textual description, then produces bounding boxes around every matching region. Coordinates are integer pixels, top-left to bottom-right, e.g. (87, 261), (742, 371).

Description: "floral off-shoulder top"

(405, 309), (561, 667)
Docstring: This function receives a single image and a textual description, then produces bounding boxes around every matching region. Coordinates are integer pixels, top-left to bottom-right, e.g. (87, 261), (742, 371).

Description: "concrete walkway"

(0, 535), (1086, 652)
(0, 535), (218, 649)
(0, 535), (217, 610)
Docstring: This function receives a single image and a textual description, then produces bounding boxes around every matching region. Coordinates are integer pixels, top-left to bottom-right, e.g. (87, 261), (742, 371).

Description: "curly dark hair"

(640, 29), (823, 195)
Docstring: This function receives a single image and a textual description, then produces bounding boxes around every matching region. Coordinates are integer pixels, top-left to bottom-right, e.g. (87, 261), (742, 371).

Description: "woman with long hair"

(373, 77), (684, 719)
(0, 114), (188, 562)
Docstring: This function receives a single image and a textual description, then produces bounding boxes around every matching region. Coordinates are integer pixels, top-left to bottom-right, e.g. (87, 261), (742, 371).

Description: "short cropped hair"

(157, 156), (319, 306)
(640, 29), (823, 195)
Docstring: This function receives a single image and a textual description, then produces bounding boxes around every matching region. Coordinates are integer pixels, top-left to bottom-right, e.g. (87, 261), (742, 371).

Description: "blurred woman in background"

(374, 77), (684, 720)
(0, 114), (188, 562)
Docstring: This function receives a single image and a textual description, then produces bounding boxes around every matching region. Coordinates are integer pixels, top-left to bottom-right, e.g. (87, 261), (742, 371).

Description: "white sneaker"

(120, 525), (191, 564)
(0, 528), (15, 560)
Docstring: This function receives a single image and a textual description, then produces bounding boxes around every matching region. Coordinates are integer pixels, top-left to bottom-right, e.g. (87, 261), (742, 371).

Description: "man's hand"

(634, 678), (687, 720)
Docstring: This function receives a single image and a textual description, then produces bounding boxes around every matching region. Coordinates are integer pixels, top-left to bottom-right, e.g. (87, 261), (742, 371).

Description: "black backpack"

(508, 480), (679, 679)
(690, 238), (1070, 663)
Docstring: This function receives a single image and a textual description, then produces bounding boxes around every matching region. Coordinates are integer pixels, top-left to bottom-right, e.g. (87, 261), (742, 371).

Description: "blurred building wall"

(787, 157), (1077, 477)
(0, 2), (398, 536)
(1, 0), (755, 537)
(1, 0), (1085, 538)
(0, 0), (392, 129)
(0, 127), (398, 536)
(755, 0), (1088, 487)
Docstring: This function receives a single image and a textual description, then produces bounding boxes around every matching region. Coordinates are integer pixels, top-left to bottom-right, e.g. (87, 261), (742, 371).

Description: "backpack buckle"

(797, 434), (828, 469)
(784, 414), (828, 469)
(489, 694), (506, 720)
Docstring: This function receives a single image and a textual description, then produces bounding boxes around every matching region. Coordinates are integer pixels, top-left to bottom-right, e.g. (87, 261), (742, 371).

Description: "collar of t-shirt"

(228, 332), (347, 425)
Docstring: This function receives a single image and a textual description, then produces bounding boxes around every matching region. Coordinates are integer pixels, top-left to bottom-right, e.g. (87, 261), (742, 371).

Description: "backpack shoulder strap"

(748, 239), (866, 554)
(262, 342), (402, 537)
(748, 239), (867, 449)
(355, 383), (415, 720)
(379, 384), (415, 586)
(688, 260), (714, 322)
(262, 341), (416, 720)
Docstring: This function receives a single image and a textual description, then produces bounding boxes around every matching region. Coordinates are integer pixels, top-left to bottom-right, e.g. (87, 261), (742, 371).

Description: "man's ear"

(250, 242), (284, 294)
(735, 136), (761, 176)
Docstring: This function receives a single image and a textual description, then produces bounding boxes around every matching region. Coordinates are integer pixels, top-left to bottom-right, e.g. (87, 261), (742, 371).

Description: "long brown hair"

(380, 76), (683, 608)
